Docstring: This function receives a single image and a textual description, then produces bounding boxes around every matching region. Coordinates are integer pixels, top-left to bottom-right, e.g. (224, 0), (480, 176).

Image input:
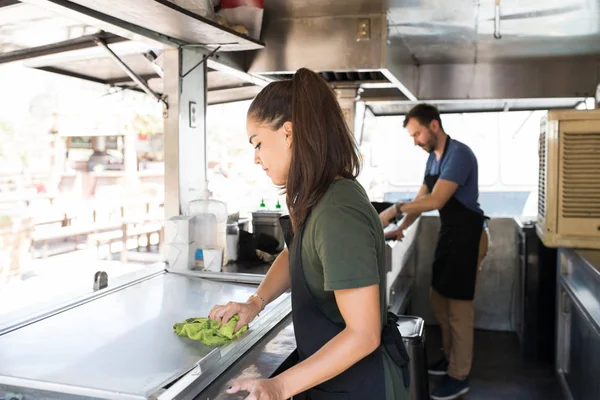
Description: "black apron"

(279, 216), (410, 400)
(425, 136), (486, 301)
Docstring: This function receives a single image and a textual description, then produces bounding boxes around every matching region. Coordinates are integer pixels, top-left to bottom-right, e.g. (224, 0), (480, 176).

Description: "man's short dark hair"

(403, 103), (444, 131)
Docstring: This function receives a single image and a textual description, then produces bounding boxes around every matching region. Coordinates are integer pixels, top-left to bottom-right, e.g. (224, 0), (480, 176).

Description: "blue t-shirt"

(424, 138), (484, 215)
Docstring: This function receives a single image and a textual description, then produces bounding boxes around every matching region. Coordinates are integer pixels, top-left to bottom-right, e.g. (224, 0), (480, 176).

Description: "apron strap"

(382, 312), (411, 388)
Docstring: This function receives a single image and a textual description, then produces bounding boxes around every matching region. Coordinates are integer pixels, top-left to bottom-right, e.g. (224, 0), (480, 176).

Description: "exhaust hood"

(248, 14), (418, 101)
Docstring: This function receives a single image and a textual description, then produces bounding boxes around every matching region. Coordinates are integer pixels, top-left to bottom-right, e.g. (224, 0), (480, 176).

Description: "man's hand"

(385, 228), (405, 242)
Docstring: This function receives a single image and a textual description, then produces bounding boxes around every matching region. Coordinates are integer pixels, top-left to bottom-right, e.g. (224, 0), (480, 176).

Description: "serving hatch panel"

(0, 272), (264, 399)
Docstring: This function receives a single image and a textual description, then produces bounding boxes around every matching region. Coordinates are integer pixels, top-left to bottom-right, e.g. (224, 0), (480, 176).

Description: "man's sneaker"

(428, 356), (449, 376)
(430, 376), (470, 400)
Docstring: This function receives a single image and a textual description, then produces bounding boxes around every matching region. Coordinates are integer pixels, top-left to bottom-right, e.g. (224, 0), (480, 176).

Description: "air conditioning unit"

(536, 109), (600, 249)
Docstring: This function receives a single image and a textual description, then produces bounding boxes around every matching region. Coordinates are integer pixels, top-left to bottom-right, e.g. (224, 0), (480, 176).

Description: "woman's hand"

(226, 378), (286, 400)
(208, 298), (262, 332)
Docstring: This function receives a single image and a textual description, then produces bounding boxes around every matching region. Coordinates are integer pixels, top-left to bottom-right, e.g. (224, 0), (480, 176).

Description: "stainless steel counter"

(0, 271), (291, 400)
(556, 249), (600, 400)
(0, 240), (421, 399)
(221, 262), (271, 275)
(196, 316), (296, 400)
(385, 218), (420, 315)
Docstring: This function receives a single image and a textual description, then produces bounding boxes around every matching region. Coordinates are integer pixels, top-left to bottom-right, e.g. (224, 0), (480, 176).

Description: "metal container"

(251, 211), (285, 252)
(397, 315), (428, 400)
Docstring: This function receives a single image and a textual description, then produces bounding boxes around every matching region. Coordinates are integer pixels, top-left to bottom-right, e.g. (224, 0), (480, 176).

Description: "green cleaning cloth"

(173, 315), (248, 346)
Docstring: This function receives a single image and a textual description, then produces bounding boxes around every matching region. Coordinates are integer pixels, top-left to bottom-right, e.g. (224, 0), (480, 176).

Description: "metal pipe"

(494, 0), (502, 39)
(94, 38), (168, 108)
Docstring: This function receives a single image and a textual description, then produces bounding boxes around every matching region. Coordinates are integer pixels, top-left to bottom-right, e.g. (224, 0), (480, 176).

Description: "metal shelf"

(33, 0), (265, 51)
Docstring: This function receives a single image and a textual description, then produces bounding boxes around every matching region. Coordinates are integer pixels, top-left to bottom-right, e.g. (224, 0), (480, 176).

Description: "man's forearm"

(399, 194), (440, 215)
(398, 212), (420, 231)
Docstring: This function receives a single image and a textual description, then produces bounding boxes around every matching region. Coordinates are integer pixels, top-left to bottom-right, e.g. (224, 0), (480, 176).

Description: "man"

(379, 104), (489, 400)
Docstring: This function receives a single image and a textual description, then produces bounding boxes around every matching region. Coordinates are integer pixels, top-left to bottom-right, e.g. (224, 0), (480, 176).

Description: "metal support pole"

(163, 47), (209, 218)
(94, 38), (168, 109)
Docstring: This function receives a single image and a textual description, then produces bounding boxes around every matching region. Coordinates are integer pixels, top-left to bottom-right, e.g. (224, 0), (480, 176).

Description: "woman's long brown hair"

(248, 68), (361, 232)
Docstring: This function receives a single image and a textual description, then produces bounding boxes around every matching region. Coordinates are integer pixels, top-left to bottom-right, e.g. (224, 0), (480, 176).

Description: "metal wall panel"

(418, 59), (600, 100)
(250, 15), (387, 74)
(410, 216), (519, 331)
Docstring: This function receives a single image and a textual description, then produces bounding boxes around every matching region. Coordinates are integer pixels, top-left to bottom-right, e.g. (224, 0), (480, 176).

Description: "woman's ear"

(283, 121), (293, 147)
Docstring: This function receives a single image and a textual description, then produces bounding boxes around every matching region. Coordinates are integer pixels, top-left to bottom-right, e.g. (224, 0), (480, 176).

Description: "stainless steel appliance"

(515, 218), (557, 363)
(556, 249), (600, 400)
(252, 211), (285, 252)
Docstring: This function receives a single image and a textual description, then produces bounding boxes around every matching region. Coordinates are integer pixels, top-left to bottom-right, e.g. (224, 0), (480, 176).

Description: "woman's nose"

(254, 150), (261, 165)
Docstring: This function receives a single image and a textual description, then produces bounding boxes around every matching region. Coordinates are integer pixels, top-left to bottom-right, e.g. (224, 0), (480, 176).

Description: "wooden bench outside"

(31, 222), (122, 258)
(88, 222), (164, 262)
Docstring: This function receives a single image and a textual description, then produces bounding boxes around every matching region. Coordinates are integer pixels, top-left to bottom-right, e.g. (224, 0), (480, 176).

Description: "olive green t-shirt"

(301, 179), (409, 400)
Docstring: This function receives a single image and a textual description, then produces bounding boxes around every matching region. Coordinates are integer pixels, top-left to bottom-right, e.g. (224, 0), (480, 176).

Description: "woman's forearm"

(254, 248), (291, 306)
(274, 327), (380, 398)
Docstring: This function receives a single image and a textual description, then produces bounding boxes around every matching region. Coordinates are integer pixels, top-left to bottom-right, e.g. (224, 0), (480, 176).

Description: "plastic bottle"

(226, 222), (239, 262)
(185, 183), (228, 270)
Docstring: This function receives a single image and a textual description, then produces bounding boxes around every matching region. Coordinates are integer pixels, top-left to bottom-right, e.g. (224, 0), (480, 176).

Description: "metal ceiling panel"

(207, 70), (253, 91)
(262, 0), (387, 19)
(5, 0), (600, 105)
(20, 0), (264, 51)
(27, 55), (262, 104)
(387, 0), (478, 64)
(0, 33), (129, 64)
(387, 0), (600, 63)
(0, 1), (100, 53)
(418, 58), (600, 100)
(43, 54), (158, 81)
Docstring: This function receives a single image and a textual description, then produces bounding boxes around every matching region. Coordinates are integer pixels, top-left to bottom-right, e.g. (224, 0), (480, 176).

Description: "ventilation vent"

(560, 132), (600, 218)
(260, 70), (388, 83)
(538, 127), (547, 219)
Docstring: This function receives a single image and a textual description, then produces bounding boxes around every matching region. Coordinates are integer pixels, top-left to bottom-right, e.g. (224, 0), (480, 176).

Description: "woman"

(209, 68), (409, 400)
